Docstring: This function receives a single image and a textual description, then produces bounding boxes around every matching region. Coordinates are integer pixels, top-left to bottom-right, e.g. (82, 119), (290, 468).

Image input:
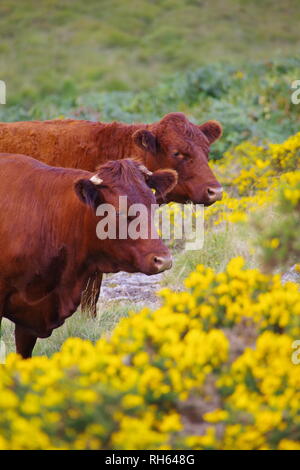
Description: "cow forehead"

(94, 159), (159, 208)
(161, 134), (209, 159)
(101, 182), (156, 208)
(156, 122), (208, 151)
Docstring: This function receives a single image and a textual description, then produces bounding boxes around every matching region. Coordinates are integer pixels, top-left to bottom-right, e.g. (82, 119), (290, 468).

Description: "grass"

(1, 1), (300, 156)
(162, 221), (258, 289)
(1, 2), (300, 158)
(2, 300), (140, 357)
(2, 58), (300, 161)
(1, 0), (300, 103)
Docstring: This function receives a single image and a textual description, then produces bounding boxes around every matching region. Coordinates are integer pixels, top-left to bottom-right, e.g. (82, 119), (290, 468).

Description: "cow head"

(133, 112), (223, 205)
(74, 160), (177, 275)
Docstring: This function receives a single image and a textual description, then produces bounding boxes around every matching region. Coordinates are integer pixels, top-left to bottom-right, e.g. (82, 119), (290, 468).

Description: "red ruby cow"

(0, 154), (176, 358)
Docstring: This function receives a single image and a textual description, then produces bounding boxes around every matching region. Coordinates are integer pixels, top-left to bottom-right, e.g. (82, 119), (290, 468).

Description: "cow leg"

(0, 290), (5, 341)
(15, 324), (37, 359)
(0, 313), (3, 346)
(81, 272), (103, 317)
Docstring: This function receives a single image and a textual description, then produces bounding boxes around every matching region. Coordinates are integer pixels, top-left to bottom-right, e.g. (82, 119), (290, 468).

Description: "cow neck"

(75, 206), (112, 273)
(96, 122), (148, 162)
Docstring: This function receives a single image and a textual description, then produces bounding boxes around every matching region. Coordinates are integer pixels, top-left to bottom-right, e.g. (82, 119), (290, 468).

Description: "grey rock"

(282, 265), (300, 285)
(99, 271), (165, 306)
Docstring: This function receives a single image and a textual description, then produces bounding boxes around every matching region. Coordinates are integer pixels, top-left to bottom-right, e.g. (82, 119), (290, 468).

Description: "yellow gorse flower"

(161, 132), (300, 227)
(1, 131), (299, 450)
(0, 257), (299, 450)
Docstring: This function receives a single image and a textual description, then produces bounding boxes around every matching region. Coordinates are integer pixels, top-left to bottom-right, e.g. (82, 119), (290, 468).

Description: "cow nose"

(206, 186), (223, 203)
(152, 255), (172, 273)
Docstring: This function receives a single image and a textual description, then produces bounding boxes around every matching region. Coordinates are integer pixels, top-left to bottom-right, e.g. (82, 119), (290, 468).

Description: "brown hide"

(0, 154), (176, 357)
(0, 113), (223, 205)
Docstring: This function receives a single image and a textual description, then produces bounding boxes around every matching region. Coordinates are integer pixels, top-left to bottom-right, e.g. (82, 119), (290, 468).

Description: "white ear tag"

(90, 175), (103, 185)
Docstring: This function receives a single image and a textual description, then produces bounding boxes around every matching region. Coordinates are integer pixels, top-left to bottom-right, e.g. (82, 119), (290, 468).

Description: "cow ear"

(133, 129), (158, 154)
(146, 169), (178, 197)
(198, 120), (223, 144)
(74, 179), (104, 212)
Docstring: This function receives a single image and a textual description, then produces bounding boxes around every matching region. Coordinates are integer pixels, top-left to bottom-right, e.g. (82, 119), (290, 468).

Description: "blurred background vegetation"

(1, 0), (300, 159)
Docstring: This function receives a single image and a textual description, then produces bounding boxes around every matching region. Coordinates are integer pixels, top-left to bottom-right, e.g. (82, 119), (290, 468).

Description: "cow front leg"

(81, 272), (103, 317)
(15, 324), (37, 359)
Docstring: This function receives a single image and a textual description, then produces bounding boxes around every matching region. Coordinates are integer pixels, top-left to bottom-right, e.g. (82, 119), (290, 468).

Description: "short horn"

(90, 175), (103, 185)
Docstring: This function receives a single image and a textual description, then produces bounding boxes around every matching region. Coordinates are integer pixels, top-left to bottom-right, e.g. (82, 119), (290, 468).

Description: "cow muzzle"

(147, 253), (173, 274)
(205, 185), (223, 204)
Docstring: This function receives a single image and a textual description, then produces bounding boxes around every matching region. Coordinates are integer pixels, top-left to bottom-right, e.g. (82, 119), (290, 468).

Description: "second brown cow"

(0, 112), (223, 204)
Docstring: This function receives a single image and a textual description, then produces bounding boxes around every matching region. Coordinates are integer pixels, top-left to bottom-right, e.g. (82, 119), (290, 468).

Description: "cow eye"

(173, 151), (181, 158)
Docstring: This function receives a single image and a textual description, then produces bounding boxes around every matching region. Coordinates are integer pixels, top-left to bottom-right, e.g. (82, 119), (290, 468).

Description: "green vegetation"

(1, 59), (300, 160)
(1, 0), (300, 102)
(255, 174), (300, 272)
(1, 300), (140, 357)
(1, 1), (300, 157)
(162, 223), (256, 288)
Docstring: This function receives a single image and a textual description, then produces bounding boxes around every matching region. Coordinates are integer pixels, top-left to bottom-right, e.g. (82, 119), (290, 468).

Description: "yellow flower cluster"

(162, 257), (300, 335)
(0, 259), (299, 450)
(256, 169), (300, 270)
(214, 331), (300, 450)
(157, 132), (299, 229)
(270, 133), (300, 172)
(280, 171), (300, 207)
(204, 132), (300, 225)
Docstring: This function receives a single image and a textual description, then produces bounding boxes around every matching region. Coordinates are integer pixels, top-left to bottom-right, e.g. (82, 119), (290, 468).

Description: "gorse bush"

(178, 257), (300, 334)
(160, 128), (299, 268)
(256, 172), (300, 272)
(186, 128), (300, 273)
(203, 130), (300, 228)
(0, 258), (299, 450)
(200, 129), (300, 274)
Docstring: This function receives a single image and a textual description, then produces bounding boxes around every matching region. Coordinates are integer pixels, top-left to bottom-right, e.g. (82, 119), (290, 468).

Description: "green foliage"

(1, 0), (300, 103)
(1, 300), (139, 357)
(1, 59), (300, 159)
(1, 1), (300, 156)
(255, 173), (300, 271)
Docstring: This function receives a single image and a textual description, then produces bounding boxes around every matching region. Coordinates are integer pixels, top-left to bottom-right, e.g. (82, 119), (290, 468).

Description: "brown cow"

(0, 154), (177, 358)
(0, 113), (223, 204)
(0, 112), (223, 314)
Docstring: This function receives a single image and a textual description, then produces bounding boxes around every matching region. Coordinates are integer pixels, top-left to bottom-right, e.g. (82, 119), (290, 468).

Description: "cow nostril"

(153, 255), (172, 272)
(207, 186), (223, 202)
